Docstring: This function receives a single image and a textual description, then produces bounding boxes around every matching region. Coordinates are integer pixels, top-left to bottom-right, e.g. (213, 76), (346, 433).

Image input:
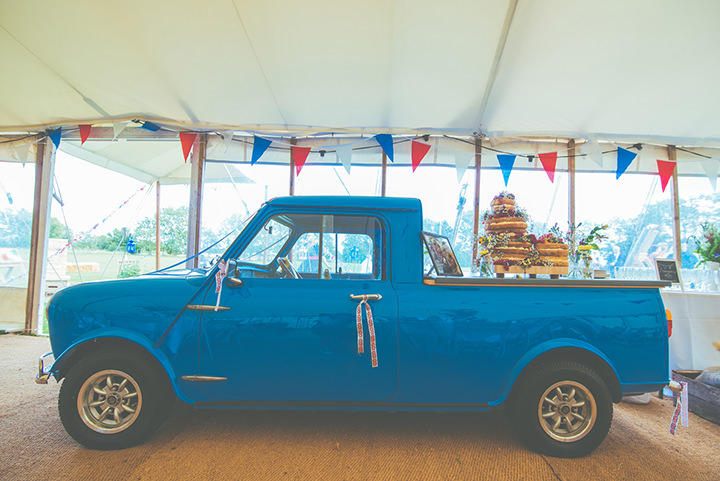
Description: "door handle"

(349, 294), (382, 301)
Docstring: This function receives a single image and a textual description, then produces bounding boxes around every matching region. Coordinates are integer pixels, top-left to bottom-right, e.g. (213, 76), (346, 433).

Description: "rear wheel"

(513, 361), (613, 458)
(59, 350), (171, 449)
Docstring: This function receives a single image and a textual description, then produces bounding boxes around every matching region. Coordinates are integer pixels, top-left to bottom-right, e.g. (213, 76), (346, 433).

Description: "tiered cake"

(480, 192), (569, 278)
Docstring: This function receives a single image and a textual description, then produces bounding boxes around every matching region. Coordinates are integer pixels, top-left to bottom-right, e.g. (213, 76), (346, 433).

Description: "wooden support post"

(289, 137), (297, 196)
(472, 136), (483, 264)
(568, 139), (576, 228)
(186, 134), (207, 268)
(155, 181), (161, 271)
(668, 145), (682, 261)
(381, 150), (387, 197)
(25, 138), (56, 334)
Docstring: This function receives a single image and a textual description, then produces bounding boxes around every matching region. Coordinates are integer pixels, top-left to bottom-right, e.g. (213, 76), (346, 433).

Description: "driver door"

(196, 212), (399, 404)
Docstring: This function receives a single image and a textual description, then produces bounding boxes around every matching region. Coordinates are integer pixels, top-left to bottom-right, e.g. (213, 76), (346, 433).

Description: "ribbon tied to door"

(353, 294), (379, 368)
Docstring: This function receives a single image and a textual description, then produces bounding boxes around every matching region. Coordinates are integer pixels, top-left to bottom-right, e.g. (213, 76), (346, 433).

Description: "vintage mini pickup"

(40, 196), (670, 457)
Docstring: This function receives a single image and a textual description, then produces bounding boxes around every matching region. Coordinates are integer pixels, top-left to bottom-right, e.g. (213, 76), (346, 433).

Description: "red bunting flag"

(78, 124), (92, 145)
(657, 160), (676, 192)
(411, 141), (431, 172)
(538, 151), (558, 183)
(179, 132), (197, 162)
(292, 146), (312, 176)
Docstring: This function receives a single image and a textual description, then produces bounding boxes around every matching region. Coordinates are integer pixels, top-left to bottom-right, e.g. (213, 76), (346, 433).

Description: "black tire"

(58, 349), (171, 450)
(512, 360), (613, 458)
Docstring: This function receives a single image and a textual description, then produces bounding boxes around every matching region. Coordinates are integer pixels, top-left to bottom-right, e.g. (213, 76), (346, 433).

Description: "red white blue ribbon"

(670, 381), (689, 435)
(214, 260), (227, 311)
(355, 295), (378, 368)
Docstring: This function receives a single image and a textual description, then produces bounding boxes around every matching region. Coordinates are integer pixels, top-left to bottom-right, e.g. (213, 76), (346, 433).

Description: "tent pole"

(25, 138), (55, 334)
(667, 145), (682, 262)
(289, 137), (296, 196)
(186, 134), (206, 268)
(472, 135), (483, 265)
(568, 139), (576, 228)
(155, 181), (161, 271)
(381, 150), (387, 197)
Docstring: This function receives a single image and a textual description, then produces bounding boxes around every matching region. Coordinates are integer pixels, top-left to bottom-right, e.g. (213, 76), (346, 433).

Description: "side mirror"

(224, 259), (244, 287)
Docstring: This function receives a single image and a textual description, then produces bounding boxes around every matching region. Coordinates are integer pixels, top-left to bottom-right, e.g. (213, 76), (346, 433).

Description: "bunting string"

(48, 184), (151, 259)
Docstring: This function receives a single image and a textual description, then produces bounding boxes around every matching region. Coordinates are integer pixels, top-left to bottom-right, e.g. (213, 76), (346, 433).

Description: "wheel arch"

(504, 344), (623, 406)
(52, 335), (185, 403)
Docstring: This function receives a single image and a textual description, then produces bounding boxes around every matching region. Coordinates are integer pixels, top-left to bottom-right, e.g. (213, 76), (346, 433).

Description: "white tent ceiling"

(1, 0), (719, 178)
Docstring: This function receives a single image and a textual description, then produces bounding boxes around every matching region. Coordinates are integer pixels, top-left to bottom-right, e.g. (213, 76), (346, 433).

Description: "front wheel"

(513, 361), (613, 458)
(58, 350), (170, 449)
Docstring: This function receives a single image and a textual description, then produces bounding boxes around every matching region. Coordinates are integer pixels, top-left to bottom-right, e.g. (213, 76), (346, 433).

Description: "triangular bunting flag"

(582, 138), (604, 168)
(112, 122), (127, 139)
(251, 136), (272, 165)
(497, 154), (516, 186)
(179, 132), (197, 163)
(292, 146), (312, 176)
(454, 152), (472, 183)
(218, 131), (234, 153)
(699, 158), (718, 191)
(616, 147), (637, 179)
(538, 151), (558, 183)
(375, 134), (394, 162)
(336, 144), (353, 174)
(78, 125), (92, 145)
(411, 141), (431, 172)
(48, 128), (62, 149)
(656, 160), (676, 193)
(141, 121), (161, 132)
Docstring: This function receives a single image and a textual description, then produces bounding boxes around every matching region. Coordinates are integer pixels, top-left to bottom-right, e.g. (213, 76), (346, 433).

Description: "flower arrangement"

(550, 223), (608, 269)
(692, 222), (720, 266)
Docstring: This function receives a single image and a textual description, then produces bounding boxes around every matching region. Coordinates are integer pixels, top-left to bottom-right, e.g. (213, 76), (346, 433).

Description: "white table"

(662, 290), (720, 370)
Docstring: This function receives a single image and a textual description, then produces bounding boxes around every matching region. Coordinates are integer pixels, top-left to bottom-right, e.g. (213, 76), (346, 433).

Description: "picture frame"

(421, 231), (463, 277)
(654, 257), (683, 289)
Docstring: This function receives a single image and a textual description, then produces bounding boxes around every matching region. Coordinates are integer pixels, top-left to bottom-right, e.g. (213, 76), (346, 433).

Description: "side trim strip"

(181, 375), (228, 382)
(194, 400), (489, 408)
(186, 304), (230, 312)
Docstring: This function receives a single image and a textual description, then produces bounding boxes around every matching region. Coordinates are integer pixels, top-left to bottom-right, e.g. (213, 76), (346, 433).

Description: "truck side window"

(287, 215), (383, 280)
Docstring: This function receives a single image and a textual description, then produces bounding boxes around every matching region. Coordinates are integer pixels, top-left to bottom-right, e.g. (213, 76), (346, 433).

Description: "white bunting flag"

(336, 144), (353, 174)
(454, 151), (472, 183)
(700, 158), (718, 191)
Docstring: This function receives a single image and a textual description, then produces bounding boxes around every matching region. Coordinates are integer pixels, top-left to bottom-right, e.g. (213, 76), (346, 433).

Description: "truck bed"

(424, 277), (671, 288)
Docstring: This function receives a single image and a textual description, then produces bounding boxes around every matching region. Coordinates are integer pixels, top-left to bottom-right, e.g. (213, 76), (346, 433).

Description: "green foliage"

(692, 222), (720, 265)
(0, 209), (32, 247)
(49, 217), (70, 240)
(0, 210), (70, 247)
(134, 206), (189, 255)
(118, 262), (141, 278)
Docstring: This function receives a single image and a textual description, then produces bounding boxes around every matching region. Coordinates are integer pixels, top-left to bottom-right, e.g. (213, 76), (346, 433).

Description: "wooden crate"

(672, 370), (720, 426)
(494, 265), (569, 279)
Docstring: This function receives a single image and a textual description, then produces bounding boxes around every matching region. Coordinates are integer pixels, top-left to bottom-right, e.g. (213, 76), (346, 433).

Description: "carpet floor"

(1, 334), (718, 481)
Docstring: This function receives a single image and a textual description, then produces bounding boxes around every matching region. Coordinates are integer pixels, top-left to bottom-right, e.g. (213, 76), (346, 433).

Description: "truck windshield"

(237, 217), (291, 266)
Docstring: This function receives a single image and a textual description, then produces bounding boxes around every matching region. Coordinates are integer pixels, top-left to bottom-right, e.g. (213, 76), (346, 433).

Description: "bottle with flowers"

(551, 223), (609, 279)
(692, 222), (720, 290)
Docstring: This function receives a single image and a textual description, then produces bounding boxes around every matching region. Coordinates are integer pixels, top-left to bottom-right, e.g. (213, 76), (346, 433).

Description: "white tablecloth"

(662, 290), (720, 370)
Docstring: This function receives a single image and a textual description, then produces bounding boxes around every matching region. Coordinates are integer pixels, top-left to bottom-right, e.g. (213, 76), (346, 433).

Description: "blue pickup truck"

(38, 196), (670, 457)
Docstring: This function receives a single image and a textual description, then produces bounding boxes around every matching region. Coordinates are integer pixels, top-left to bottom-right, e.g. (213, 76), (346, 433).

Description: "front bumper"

(35, 352), (55, 384)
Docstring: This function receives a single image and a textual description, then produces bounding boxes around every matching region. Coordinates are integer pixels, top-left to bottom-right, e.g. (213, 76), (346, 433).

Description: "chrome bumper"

(35, 352), (55, 384)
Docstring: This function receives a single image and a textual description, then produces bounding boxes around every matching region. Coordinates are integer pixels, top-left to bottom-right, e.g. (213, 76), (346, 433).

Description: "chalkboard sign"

(654, 258), (682, 285)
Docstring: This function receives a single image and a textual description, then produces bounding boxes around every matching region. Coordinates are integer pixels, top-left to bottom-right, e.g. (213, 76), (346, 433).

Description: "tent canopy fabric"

(1, 0), (718, 144)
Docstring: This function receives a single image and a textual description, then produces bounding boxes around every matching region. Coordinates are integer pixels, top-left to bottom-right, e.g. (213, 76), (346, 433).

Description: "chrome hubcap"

(538, 380), (596, 443)
(77, 369), (142, 434)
